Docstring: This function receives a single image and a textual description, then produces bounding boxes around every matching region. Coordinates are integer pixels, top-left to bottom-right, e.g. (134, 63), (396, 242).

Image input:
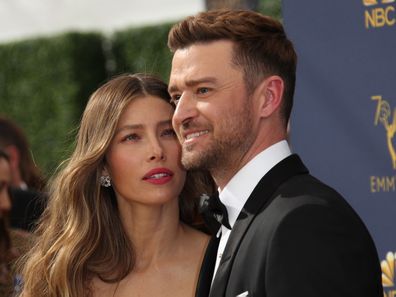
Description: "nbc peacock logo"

(382, 252), (396, 296)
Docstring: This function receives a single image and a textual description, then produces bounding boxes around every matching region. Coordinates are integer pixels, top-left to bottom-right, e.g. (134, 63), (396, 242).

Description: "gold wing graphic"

(382, 252), (395, 287)
(363, 0), (378, 6)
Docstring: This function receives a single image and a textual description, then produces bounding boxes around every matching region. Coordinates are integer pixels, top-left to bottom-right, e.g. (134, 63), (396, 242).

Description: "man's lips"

(183, 130), (209, 142)
(143, 168), (174, 184)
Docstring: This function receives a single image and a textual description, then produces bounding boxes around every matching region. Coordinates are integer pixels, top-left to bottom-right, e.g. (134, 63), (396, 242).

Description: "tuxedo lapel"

(209, 155), (308, 297)
(196, 235), (220, 297)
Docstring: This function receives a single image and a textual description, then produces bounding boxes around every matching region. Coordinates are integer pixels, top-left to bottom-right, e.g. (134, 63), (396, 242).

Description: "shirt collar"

(218, 140), (292, 228)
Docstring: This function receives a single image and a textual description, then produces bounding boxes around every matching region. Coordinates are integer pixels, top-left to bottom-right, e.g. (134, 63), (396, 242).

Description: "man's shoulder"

(251, 173), (373, 241)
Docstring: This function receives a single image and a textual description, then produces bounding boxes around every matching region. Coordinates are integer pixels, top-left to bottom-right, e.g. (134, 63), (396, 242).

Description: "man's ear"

(254, 75), (284, 118)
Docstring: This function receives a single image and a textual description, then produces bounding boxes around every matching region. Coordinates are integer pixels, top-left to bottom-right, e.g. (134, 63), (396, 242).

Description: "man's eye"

(171, 95), (181, 106)
(197, 87), (210, 95)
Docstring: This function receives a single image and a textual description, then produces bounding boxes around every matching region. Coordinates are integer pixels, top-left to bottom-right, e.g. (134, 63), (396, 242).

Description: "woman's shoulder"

(181, 224), (210, 257)
(88, 277), (118, 297)
(183, 223), (210, 239)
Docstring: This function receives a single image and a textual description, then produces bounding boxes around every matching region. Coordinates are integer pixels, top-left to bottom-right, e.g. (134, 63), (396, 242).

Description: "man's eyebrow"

(168, 77), (218, 93)
(168, 85), (179, 94)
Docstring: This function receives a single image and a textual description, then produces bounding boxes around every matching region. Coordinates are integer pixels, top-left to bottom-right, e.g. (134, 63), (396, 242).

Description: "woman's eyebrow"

(115, 124), (143, 134)
(115, 119), (172, 134)
(157, 119), (173, 127)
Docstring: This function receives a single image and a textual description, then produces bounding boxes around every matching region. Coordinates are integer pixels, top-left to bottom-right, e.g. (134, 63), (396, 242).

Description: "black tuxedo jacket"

(196, 154), (382, 297)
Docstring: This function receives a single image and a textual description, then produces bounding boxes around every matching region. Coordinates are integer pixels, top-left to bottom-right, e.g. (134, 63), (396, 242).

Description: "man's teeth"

(149, 173), (169, 179)
(186, 130), (208, 140)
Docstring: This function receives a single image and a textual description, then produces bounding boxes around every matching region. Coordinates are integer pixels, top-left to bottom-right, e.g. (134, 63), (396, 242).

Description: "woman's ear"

(255, 75), (284, 118)
(101, 160), (109, 177)
(101, 166), (109, 176)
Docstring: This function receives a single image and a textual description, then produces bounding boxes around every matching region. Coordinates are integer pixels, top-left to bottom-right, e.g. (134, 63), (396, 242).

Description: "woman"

(18, 74), (214, 297)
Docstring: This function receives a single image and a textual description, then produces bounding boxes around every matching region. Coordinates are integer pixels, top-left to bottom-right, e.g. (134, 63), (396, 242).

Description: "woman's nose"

(148, 140), (165, 161)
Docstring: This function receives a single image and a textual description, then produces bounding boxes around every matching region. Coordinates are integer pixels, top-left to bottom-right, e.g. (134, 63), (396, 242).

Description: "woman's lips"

(143, 168), (174, 185)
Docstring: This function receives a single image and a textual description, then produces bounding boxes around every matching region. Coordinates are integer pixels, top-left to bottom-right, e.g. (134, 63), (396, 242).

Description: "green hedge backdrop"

(0, 2), (280, 180)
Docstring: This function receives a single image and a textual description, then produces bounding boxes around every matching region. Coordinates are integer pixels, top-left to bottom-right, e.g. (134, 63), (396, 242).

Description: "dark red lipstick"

(143, 168), (174, 185)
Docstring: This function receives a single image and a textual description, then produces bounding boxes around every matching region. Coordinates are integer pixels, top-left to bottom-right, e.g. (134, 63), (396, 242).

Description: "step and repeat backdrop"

(283, 0), (395, 294)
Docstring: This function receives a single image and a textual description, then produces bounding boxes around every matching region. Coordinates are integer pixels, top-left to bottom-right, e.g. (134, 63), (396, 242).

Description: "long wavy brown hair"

(18, 73), (214, 297)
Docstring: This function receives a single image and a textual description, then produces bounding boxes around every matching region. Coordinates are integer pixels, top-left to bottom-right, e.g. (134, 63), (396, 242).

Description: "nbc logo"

(363, 0), (396, 28)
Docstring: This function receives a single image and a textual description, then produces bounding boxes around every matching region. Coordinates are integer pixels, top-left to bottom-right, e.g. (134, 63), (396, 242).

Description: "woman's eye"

(161, 128), (176, 137)
(123, 134), (140, 142)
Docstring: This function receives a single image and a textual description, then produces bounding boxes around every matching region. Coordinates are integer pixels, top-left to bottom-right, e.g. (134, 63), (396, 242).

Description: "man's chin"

(181, 154), (199, 170)
(181, 150), (209, 170)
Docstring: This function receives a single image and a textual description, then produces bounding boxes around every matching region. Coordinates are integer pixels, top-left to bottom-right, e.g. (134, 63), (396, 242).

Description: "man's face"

(169, 40), (256, 174)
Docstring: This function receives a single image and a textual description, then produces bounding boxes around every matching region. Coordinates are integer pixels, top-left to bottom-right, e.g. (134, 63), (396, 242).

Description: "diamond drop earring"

(99, 175), (111, 187)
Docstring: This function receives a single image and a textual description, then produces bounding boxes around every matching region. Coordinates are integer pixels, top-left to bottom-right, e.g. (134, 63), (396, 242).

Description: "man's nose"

(172, 93), (198, 129)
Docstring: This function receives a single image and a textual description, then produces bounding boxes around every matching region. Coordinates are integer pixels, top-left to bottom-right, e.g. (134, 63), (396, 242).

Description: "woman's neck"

(117, 198), (184, 271)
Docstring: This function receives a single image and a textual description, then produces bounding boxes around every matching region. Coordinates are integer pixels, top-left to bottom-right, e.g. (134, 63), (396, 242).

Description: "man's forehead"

(170, 42), (235, 82)
(173, 40), (234, 60)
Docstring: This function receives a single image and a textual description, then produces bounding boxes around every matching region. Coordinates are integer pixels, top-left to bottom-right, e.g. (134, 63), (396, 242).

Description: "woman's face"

(0, 158), (11, 217)
(105, 95), (186, 206)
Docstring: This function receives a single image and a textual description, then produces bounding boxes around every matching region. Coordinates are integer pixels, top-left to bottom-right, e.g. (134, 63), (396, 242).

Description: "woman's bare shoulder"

(182, 224), (210, 246)
(89, 277), (118, 297)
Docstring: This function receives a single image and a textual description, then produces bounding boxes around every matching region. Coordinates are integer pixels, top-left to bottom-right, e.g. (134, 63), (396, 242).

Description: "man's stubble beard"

(181, 101), (255, 175)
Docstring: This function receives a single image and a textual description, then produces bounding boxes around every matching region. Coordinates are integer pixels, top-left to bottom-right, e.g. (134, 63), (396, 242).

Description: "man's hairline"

(170, 39), (248, 87)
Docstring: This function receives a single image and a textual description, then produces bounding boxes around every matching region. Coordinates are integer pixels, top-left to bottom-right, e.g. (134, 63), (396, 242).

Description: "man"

(167, 9), (382, 297)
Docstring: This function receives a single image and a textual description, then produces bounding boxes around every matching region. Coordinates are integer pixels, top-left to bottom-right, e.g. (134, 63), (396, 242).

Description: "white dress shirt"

(212, 140), (292, 281)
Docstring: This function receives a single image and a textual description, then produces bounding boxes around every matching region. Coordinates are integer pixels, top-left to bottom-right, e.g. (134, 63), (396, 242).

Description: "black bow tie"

(200, 192), (231, 234)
